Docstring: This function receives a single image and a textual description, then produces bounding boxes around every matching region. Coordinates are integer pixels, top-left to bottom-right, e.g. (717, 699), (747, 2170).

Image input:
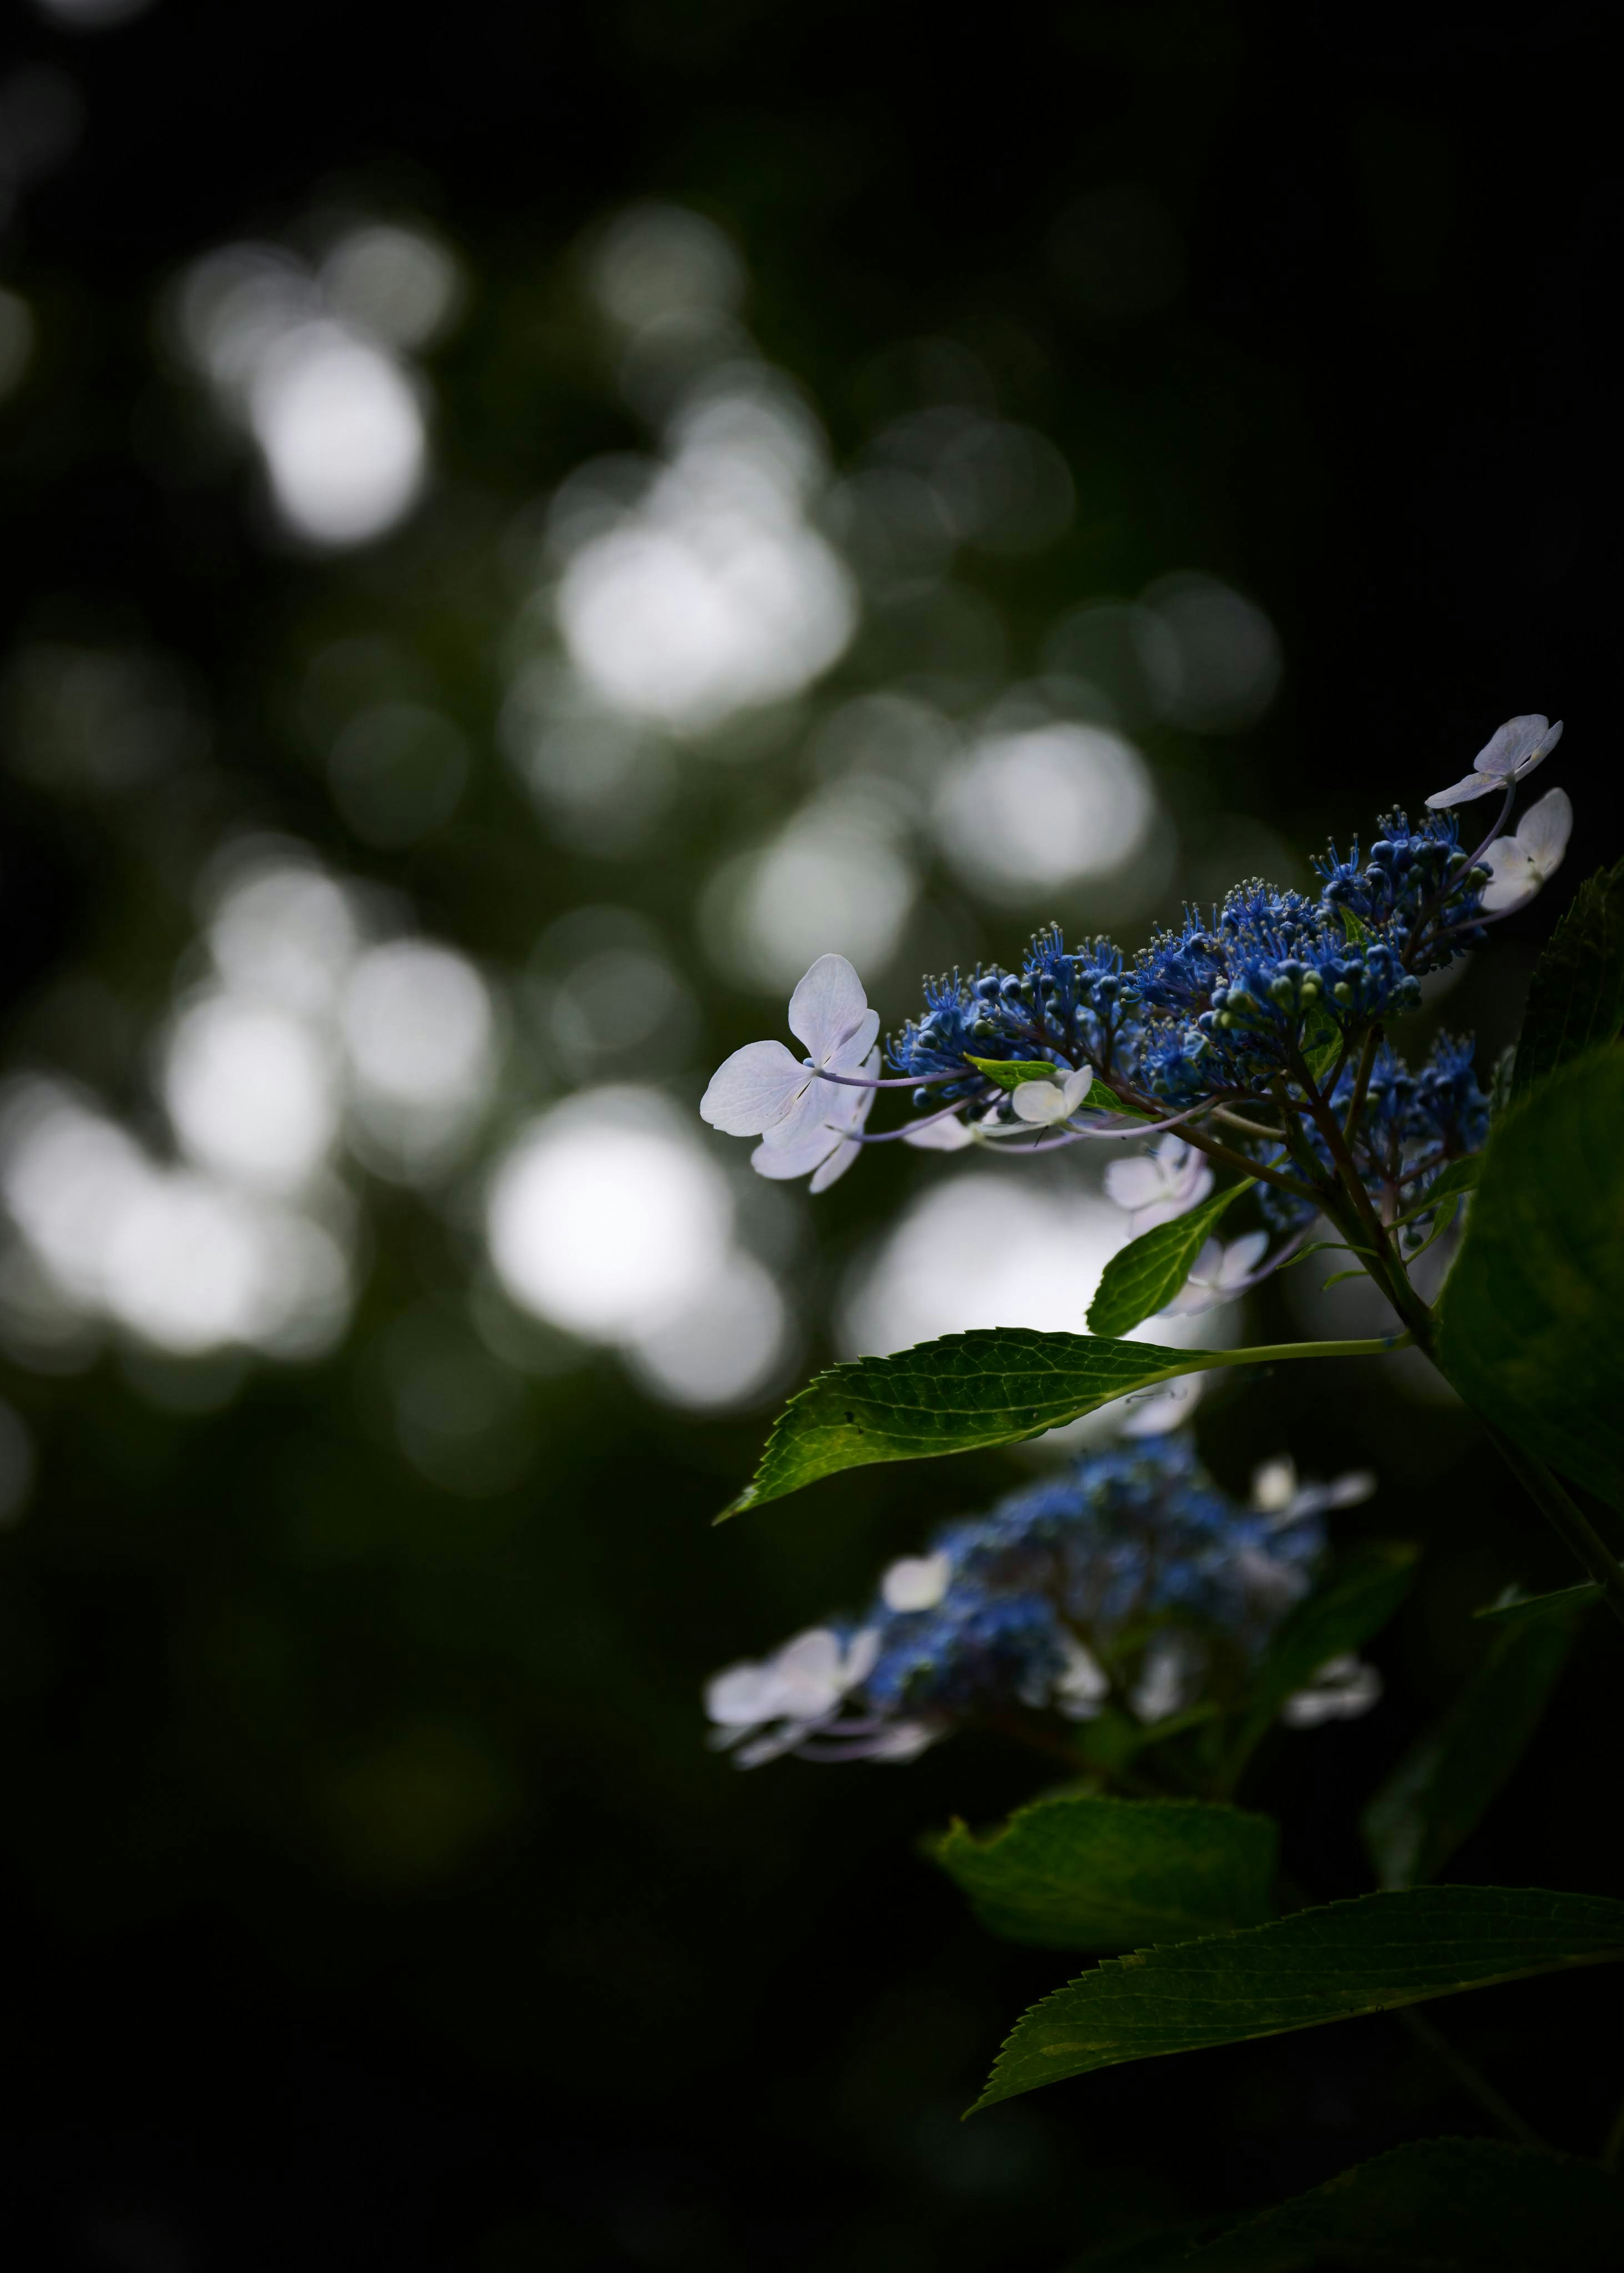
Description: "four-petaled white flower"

(705, 1625), (881, 1768)
(700, 953), (881, 1189)
(1425, 713), (1563, 810)
(1478, 786), (1572, 914)
(1010, 1067), (1093, 1127)
(1104, 1133), (1214, 1234)
(881, 1550), (953, 1612)
(1160, 1230), (1269, 1316)
(1281, 1652), (1382, 1727)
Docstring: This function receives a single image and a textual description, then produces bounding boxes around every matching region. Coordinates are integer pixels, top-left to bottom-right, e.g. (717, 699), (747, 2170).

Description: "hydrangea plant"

(699, 713), (1624, 2248)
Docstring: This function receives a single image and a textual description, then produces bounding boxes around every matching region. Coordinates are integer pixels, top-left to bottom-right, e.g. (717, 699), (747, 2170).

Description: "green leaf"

(1302, 1012), (1345, 1087)
(718, 1329), (1209, 1516)
(1339, 907), (1372, 946)
(1127, 2139), (1624, 2272)
(1396, 1153), (1481, 1226)
(1228, 1542), (1416, 1777)
(1510, 856), (1624, 1103)
(934, 1795), (1277, 1951)
(1362, 1615), (1577, 1889)
(1087, 1181), (1255, 1338)
(722, 1330), (1410, 1517)
(967, 1056), (1067, 1090)
(1474, 1581), (1603, 1626)
(1437, 1048), (1624, 1508)
(971, 1885), (1624, 2111)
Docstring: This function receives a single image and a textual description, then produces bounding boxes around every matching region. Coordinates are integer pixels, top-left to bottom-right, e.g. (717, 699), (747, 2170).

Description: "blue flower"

(705, 1435), (1376, 1766)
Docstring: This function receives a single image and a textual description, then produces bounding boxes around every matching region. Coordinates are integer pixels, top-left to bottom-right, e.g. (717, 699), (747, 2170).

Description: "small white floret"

(1010, 1068), (1092, 1126)
(1281, 1652), (1382, 1727)
(881, 1550), (953, 1613)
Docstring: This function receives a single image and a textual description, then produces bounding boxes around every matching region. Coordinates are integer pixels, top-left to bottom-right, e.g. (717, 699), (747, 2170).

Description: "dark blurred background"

(3, 2), (1623, 2265)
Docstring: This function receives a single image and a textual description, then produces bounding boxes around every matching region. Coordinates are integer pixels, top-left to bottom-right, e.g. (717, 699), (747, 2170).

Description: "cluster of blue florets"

(1314, 808), (1490, 973)
(892, 931), (1138, 1110)
(864, 1437), (1323, 1724)
(888, 809), (1487, 1119)
(708, 1438), (1337, 1768)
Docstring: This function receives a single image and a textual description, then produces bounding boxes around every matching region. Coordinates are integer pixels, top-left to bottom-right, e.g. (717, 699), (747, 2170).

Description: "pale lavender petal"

(1424, 772), (1499, 811)
(1103, 1154), (1169, 1211)
(787, 953), (871, 1065)
(700, 1039), (808, 1135)
(903, 1114), (974, 1151)
(1011, 1079), (1070, 1124)
(808, 1137), (862, 1193)
(1217, 1229), (1270, 1288)
(1517, 784), (1572, 869)
(1473, 713), (1551, 780)
(751, 1125), (841, 1180)
(1479, 841), (1539, 914)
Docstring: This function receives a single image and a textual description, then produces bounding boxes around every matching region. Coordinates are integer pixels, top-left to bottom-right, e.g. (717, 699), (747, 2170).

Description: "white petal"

(841, 1627), (883, 1686)
(1281, 1655), (1382, 1727)
(881, 1551), (952, 1612)
(1424, 772), (1499, 811)
(1516, 784), (1572, 872)
(1061, 1070), (1092, 1113)
(865, 1719), (943, 1762)
(701, 1040), (809, 1135)
(752, 1130), (838, 1181)
(770, 1629), (849, 1716)
(1251, 1456), (1298, 1513)
(1216, 1229), (1270, 1289)
(808, 1136), (862, 1193)
(1473, 713), (1551, 780)
(787, 954), (872, 1066)
(1479, 844), (1539, 915)
(903, 1113), (974, 1151)
(1053, 1634), (1109, 1716)
(1103, 1155), (1168, 1211)
(1011, 1079), (1070, 1124)
(705, 1661), (782, 1726)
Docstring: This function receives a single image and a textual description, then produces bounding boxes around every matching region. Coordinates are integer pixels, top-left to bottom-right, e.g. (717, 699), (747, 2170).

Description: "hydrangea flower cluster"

(699, 716), (1570, 1322)
(705, 1436), (1377, 1768)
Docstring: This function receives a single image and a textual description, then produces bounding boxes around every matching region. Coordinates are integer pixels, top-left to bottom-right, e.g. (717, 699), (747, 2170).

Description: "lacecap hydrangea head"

(705, 1436), (1378, 1768)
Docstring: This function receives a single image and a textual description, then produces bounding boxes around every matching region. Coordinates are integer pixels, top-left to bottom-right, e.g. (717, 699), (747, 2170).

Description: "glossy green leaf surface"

(967, 1056), (1066, 1090)
(1110, 2139), (1624, 2272)
(718, 1330), (1209, 1516)
(1437, 1049), (1624, 1508)
(972, 1886), (1624, 2111)
(935, 1795), (1277, 1951)
(1087, 1180), (1255, 1338)
(1510, 856), (1624, 1103)
(1228, 1542), (1416, 1776)
(1362, 1615), (1576, 1889)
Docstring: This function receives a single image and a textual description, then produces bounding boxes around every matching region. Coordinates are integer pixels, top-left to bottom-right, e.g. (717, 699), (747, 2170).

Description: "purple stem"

(809, 1064), (968, 1091)
(980, 1099), (1213, 1152)
(853, 1091), (996, 1144)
